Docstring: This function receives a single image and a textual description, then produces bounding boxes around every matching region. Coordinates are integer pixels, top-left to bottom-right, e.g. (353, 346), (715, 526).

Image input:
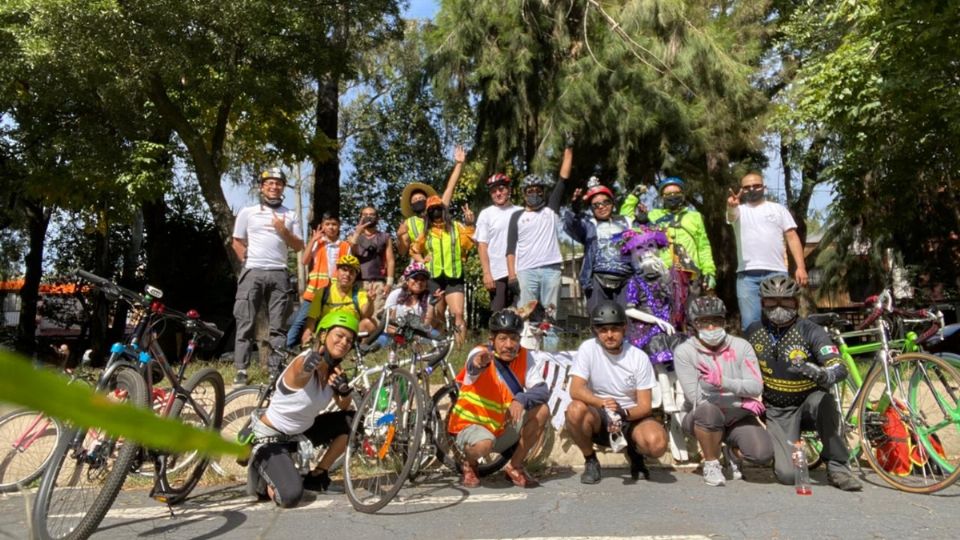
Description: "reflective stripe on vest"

(425, 224), (462, 279)
(303, 242), (351, 301)
(406, 216), (424, 242)
(448, 349), (527, 437)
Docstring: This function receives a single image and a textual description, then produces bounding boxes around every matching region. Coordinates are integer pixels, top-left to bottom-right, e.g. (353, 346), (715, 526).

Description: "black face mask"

(411, 200), (427, 214)
(663, 194), (684, 210)
(741, 189), (765, 203)
(427, 207), (444, 221)
(260, 194), (283, 208)
(525, 193), (545, 209)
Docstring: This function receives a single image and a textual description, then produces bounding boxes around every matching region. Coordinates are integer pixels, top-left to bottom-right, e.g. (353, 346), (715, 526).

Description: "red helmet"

(486, 173), (511, 189)
(583, 184), (614, 202)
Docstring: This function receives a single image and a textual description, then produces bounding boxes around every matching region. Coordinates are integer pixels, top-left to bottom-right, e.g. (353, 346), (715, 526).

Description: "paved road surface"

(2, 465), (959, 539)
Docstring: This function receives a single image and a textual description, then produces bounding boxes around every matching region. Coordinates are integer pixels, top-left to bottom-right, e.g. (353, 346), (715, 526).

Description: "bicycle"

(31, 270), (225, 540)
(804, 290), (960, 493)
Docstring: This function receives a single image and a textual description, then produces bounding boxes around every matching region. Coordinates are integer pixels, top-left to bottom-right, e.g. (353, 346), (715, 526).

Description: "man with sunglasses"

(565, 175), (633, 314)
(744, 275), (861, 491)
(727, 172), (808, 331)
(475, 173), (522, 311)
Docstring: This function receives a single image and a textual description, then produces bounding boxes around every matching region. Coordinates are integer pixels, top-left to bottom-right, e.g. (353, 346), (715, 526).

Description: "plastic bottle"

(792, 441), (812, 495)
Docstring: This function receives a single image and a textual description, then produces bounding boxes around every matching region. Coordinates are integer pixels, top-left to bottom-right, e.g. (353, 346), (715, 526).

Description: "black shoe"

(627, 446), (649, 481)
(827, 469), (862, 491)
(581, 455), (602, 484)
(233, 370), (248, 385)
(303, 470), (340, 492)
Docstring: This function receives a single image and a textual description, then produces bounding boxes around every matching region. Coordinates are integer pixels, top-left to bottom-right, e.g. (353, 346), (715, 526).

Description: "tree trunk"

(312, 73), (341, 221)
(15, 201), (51, 357)
(703, 151), (737, 309)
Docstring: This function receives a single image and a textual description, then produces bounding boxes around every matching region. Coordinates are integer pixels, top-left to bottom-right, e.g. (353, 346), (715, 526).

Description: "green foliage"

(0, 350), (247, 457)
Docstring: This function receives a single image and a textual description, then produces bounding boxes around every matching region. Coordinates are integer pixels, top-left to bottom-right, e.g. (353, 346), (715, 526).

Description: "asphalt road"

(2, 464), (959, 540)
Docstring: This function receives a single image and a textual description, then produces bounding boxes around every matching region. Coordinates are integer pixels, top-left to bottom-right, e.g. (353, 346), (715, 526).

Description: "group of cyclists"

(231, 138), (861, 509)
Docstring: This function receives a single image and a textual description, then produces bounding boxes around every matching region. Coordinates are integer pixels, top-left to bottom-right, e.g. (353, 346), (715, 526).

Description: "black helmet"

(591, 300), (626, 326)
(760, 275), (801, 299)
(687, 296), (727, 322)
(488, 310), (523, 334)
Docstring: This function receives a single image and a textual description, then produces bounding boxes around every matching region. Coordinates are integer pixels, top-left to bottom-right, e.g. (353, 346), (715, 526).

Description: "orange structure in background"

(0, 280), (86, 295)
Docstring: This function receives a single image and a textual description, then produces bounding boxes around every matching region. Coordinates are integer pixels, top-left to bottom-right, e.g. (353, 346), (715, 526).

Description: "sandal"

(461, 461), (480, 488)
(504, 463), (539, 488)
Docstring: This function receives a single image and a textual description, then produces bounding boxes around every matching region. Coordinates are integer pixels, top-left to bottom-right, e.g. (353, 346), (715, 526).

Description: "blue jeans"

(285, 299), (312, 349)
(518, 264), (562, 318)
(736, 270), (788, 331)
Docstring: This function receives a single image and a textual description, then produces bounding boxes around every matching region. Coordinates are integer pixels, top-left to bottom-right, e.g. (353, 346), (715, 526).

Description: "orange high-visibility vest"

(448, 348), (528, 437)
(303, 241), (351, 302)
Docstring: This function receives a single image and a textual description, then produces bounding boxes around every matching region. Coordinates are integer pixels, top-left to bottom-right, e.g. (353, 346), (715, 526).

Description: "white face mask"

(699, 328), (726, 347)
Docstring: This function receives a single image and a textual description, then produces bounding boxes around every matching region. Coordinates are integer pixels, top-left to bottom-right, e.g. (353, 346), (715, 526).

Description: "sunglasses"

(761, 297), (798, 308)
(742, 184), (764, 191)
(591, 200), (613, 209)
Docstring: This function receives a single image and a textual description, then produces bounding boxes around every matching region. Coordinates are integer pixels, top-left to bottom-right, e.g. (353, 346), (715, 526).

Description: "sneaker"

(702, 460), (726, 486)
(827, 469), (863, 491)
(581, 454), (602, 484)
(722, 445), (743, 481)
(234, 370), (248, 385)
(461, 462), (480, 488)
(626, 445), (649, 481)
(302, 470), (331, 492)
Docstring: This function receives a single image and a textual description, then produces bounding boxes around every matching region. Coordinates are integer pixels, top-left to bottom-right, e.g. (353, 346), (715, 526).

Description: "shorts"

(428, 275), (465, 295)
(453, 407), (541, 454)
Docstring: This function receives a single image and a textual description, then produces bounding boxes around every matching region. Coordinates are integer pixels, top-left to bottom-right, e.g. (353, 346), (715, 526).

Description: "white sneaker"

(702, 460), (725, 486)
(722, 445), (743, 481)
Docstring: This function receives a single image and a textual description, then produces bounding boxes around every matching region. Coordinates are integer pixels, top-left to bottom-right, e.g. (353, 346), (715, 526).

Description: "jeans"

(285, 299), (312, 349)
(517, 264), (562, 319)
(736, 270), (787, 331)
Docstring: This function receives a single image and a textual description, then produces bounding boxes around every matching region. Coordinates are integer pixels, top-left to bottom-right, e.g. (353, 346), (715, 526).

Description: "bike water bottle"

(792, 441), (812, 495)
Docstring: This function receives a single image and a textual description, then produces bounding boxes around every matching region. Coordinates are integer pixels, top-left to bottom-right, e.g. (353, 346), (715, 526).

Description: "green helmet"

(317, 310), (359, 335)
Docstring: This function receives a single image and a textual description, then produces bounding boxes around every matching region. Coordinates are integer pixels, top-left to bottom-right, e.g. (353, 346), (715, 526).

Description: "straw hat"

(400, 182), (439, 218)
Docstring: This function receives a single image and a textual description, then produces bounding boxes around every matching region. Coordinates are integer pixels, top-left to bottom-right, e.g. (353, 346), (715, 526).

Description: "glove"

(331, 373), (351, 396)
(631, 184), (646, 196)
(301, 350), (322, 373)
(654, 317), (676, 336)
(697, 362), (722, 388)
(788, 361), (829, 385)
(704, 274), (716, 290)
(741, 397), (765, 416)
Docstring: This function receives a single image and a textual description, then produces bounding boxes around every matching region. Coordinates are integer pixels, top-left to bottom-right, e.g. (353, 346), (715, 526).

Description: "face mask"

(411, 200), (427, 214)
(525, 193), (545, 209)
(698, 328), (726, 347)
(663, 194), (684, 210)
(763, 306), (797, 327)
(634, 209), (648, 224)
(427, 207), (444, 221)
(260, 194), (283, 208)
(741, 189), (764, 203)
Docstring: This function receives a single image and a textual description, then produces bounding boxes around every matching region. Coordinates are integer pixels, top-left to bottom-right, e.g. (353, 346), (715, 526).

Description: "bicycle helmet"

(317, 310), (360, 335)
(336, 254), (361, 272)
(520, 173), (554, 190)
(583, 176), (614, 202)
(402, 261), (429, 280)
(488, 310), (523, 334)
(259, 167), (287, 184)
(656, 176), (684, 193)
(425, 195), (444, 209)
(486, 173), (511, 189)
(687, 296), (727, 322)
(591, 300), (626, 326)
(760, 275), (801, 298)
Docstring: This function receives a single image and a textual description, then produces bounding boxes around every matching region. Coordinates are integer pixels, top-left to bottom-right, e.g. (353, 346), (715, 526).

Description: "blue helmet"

(657, 177), (684, 193)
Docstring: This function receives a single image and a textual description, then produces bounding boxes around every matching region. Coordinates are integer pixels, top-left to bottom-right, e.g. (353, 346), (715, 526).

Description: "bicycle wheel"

(210, 385), (262, 480)
(432, 385), (515, 477)
(344, 368), (425, 513)
(154, 367), (225, 505)
(800, 432), (823, 470)
(32, 367), (147, 540)
(857, 352), (960, 493)
(0, 409), (62, 492)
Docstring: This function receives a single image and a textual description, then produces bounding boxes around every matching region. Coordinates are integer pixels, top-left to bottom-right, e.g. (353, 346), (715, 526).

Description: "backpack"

(874, 399), (945, 476)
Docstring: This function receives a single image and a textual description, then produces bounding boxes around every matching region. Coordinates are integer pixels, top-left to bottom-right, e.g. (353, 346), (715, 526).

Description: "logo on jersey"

(819, 345), (839, 356)
(754, 343), (764, 354)
(787, 349), (808, 365)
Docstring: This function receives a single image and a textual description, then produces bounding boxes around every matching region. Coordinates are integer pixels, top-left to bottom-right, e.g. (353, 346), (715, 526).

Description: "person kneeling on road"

(674, 296), (773, 487)
(246, 311), (359, 508)
(745, 275), (862, 491)
(448, 310), (551, 488)
(565, 300), (668, 484)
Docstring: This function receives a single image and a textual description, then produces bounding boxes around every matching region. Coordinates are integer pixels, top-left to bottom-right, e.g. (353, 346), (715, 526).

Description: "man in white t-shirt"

(506, 143), (573, 320)
(475, 173), (522, 311)
(232, 168), (304, 384)
(726, 172), (808, 331)
(565, 301), (668, 484)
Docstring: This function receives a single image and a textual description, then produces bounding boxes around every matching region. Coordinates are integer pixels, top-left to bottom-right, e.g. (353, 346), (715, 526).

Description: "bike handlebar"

(75, 269), (146, 305)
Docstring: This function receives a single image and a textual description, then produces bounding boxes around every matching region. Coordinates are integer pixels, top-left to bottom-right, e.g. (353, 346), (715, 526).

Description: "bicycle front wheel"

(210, 385), (263, 480)
(344, 368), (425, 513)
(32, 367), (147, 540)
(154, 367), (225, 505)
(858, 352), (960, 494)
(0, 409), (62, 493)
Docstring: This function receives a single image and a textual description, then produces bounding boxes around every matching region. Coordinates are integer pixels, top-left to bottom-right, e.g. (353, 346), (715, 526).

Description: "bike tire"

(31, 368), (147, 540)
(344, 368), (425, 513)
(210, 385), (263, 479)
(857, 352), (960, 494)
(431, 385), (515, 477)
(154, 367), (225, 505)
(0, 409), (62, 493)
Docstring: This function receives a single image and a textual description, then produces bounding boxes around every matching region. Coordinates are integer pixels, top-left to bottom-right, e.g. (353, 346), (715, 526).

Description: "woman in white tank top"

(249, 311), (359, 507)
